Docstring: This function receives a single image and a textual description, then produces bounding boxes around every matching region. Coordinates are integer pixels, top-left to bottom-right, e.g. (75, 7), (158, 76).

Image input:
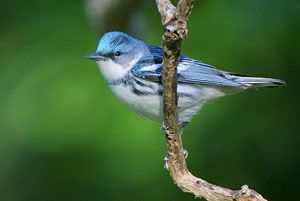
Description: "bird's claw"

(163, 149), (188, 170)
(163, 155), (169, 170)
(160, 121), (171, 136)
(183, 149), (189, 159)
(160, 121), (188, 136)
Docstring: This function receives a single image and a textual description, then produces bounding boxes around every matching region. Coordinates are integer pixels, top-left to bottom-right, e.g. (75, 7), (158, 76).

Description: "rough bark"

(156, 0), (267, 200)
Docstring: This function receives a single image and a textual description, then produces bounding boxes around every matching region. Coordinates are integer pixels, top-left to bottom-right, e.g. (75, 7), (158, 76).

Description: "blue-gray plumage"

(86, 31), (285, 126)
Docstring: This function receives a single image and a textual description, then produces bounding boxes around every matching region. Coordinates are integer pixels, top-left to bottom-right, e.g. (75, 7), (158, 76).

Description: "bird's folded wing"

(131, 57), (243, 87)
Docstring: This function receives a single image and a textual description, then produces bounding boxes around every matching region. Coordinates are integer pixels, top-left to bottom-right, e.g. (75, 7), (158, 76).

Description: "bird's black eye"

(114, 51), (121, 57)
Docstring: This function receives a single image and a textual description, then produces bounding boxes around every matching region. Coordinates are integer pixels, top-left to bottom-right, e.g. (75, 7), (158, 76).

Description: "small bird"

(86, 31), (285, 129)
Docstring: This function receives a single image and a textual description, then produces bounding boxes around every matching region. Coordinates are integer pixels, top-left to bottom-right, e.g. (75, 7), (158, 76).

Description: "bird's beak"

(85, 53), (106, 61)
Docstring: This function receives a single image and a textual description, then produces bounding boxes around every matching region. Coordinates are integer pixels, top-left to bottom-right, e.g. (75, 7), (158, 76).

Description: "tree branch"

(156, 0), (267, 200)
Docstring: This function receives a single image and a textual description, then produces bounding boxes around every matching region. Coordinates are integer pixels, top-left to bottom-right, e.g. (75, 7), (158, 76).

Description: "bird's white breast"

(109, 84), (162, 121)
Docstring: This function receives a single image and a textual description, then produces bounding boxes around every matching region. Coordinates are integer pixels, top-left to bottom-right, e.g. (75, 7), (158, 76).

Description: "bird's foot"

(160, 121), (170, 135)
(183, 148), (189, 159)
(163, 149), (189, 170)
(163, 155), (169, 170)
(160, 121), (188, 136)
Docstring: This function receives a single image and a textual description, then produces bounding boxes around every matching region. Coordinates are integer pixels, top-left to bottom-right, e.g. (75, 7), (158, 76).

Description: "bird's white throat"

(97, 59), (126, 83)
(96, 54), (142, 83)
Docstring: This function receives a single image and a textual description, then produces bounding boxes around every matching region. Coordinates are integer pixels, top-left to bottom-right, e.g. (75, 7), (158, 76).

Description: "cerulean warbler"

(86, 31), (285, 128)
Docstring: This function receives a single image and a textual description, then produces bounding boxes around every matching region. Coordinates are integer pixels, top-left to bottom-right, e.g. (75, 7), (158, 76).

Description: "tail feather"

(227, 73), (286, 88)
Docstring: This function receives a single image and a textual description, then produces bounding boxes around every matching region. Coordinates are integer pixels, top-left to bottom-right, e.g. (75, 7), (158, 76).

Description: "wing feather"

(131, 45), (242, 87)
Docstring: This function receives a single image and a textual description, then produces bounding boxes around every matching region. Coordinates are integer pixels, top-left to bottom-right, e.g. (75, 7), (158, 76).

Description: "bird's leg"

(179, 121), (189, 159)
(179, 121), (188, 135)
(162, 120), (189, 170)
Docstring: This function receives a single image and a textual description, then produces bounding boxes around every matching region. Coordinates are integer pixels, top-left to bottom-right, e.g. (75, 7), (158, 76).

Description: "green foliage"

(0, 0), (299, 200)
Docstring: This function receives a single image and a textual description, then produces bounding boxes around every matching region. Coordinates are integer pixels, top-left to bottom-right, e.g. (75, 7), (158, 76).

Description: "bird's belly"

(109, 81), (227, 123)
(110, 85), (162, 121)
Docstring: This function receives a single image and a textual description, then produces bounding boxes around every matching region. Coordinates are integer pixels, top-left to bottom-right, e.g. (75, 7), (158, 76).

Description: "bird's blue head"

(86, 31), (148, 82)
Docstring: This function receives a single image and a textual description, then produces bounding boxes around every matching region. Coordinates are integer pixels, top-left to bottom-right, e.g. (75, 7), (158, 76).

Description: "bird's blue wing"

(177, 57), (242, 86)
(131, 45), (242, 87)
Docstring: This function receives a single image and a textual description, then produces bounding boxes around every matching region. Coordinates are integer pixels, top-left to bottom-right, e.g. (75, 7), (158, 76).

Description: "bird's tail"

(227, 73), (286, 89)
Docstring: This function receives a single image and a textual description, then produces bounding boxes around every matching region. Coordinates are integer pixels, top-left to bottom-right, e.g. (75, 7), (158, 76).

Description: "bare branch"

(156, 0), (267, 200)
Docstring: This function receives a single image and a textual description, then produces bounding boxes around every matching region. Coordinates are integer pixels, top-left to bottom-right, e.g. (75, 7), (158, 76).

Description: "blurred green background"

(1, 0), (299, 200)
